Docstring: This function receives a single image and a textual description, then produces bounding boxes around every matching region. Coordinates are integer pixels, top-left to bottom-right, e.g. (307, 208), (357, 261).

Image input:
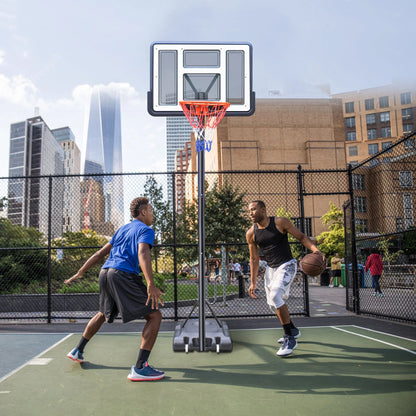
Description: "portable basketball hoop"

(172, 100), (232, 353)
(180, 101), (230, 152)
(148, 42), (255, 353)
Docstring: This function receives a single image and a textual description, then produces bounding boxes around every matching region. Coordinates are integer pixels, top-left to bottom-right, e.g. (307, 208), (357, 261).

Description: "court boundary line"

(0, 333), (73, 384)
(351, 325), (416, 343)
(331, 326), (416, 355)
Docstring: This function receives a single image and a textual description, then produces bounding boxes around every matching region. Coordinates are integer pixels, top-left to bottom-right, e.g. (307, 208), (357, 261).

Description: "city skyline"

(1, 0), (416, 180)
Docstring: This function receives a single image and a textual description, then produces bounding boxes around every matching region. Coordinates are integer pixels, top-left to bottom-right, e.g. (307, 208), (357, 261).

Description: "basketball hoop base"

(173, 319), (232, 353)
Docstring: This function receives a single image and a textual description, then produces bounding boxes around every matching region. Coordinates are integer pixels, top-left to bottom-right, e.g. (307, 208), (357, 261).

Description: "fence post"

(347, 165), (360, 314)
(171, 173), (178, 321)
(47, 175), (53, 323)
(297, 165), (309, 317)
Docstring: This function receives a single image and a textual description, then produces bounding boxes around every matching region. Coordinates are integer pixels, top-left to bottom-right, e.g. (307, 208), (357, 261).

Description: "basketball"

(300, 252), (327, 276)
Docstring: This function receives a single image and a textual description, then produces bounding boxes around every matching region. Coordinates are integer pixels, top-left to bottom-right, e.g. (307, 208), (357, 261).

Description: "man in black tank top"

(246, 200), (324, 357)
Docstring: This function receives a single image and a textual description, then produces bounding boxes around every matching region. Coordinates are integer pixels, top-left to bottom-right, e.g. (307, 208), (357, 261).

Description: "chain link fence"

(1, 141), (415, 324)
(349, 132), (416, 323)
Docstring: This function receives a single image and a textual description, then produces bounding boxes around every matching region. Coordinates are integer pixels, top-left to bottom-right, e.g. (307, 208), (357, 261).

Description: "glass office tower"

(84, 86), (124, 232)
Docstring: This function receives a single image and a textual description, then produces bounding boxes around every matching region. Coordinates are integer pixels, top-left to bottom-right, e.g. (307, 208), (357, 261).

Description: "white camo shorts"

(264, 258), (297, 309)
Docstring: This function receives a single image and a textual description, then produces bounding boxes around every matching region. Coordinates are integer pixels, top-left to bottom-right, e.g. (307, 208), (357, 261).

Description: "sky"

(1, 0), (415, 179)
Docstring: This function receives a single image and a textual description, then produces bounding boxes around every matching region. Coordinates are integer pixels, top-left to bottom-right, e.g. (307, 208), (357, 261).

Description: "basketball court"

(1, 317), (415, 416)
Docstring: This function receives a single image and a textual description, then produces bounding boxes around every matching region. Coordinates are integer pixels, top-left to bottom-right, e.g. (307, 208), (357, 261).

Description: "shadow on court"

(1, 327), (415, 416)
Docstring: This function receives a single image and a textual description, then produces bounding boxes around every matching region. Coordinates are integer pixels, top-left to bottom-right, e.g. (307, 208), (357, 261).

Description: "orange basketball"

(300, 252), (327, 276)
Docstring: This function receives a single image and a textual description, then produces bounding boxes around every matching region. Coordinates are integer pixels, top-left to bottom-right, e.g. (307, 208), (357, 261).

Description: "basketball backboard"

(148, 42), (255, 117)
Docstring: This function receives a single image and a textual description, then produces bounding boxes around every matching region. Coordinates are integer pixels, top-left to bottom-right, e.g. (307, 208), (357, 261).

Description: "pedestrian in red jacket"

(365, 249), (384, 297)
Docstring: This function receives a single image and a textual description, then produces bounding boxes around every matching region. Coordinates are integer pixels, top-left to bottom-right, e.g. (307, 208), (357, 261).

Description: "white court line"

(331, 326), (416, 356)
(0, 333), (73, 384)
(351, 325), (416, 343)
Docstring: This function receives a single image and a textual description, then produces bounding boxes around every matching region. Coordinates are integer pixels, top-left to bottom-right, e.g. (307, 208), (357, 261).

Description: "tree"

(143, 175), (173, 272)
(0, 218), (48, 293)
(316, 202), (345, 258)
(377, 235), (402, 271)
(175, 180), (251, 269)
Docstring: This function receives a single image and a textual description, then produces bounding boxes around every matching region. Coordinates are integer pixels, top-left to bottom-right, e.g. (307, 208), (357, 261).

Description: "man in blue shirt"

(65, 197), (165, 381)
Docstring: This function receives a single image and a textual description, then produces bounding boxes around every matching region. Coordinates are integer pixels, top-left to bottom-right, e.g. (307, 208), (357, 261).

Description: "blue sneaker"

(278, 328), (301, 344)
(127, 362), (165, 381)
(277, 335), (297, 357)
(67, 348), (84, 363)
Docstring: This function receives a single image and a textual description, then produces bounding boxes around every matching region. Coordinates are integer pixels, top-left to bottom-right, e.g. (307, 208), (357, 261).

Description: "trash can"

(340, 264), (346, 286)
(320, 268), (330, 286)
(237, 274), (245, 298)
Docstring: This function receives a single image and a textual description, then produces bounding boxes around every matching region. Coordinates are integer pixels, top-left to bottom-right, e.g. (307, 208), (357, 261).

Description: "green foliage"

(402, 228), (416, 255)
(0, 218), (49, 293)
(175, 180), (251, 266)
(276, 207), (302, 259)
(316, 202), (345, 258)
(377, 235), (403, 269)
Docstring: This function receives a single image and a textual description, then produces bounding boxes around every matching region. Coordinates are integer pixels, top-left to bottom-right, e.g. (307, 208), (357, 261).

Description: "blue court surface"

(0, 321), (415, 416)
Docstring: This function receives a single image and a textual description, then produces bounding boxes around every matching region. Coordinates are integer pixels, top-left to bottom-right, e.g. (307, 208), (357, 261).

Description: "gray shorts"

(99, 268), (157, 323)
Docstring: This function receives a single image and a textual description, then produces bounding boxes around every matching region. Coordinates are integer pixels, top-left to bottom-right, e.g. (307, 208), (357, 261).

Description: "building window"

(349, 145), (358, 156)
(379, 96), (389, 108)
(403, 124), (413, 134)
(349, 160), (359, 166)
(365, 98), (374, 110)
(401, 92), (411, 105)
(352, 174), (365, 190)
(402, 108), (412, 120)
(404, 138), (415, 150)
(347, 132), (356, 141)
(293, 218), (312, 236)
(367, 128), (377, 139)
(399, 171), (413, 187)
(10, 122), (26, 138)
(345, 102), (354, 113)
(396, 217), (403, 231)
(368, 143), (379, 155)
(403, 193), (414, 229)
(382, 141), (393, 152)
(355, 218), (368, 233)
(381, 127), (391, 138)
(366, 114), (376, 125)
(380, 112), (390, 122)
(345, 117), (355, 128)
(354, 196), (367, 213)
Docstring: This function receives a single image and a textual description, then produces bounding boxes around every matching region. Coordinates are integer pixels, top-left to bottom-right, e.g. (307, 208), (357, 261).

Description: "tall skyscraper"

(52, 127), (81, 233)
(166, 116), (193, 203)
(8, 116), (64, 238)
(83, 86), (124, 233)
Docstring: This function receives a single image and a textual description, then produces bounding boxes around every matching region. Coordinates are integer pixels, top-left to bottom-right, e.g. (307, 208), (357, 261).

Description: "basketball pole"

(197, 126), (206, 352)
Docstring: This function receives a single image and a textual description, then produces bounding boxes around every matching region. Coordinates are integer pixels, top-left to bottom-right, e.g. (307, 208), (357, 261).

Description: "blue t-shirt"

(102, 219), (155, 275)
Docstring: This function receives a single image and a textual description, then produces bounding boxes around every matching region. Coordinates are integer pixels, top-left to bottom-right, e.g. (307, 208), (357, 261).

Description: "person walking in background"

(365, 248), (384, 298)
(64, 197), (165, 381)
(329, 253), (343, 288)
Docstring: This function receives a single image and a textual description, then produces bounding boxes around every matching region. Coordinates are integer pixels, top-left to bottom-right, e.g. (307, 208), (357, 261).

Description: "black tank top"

(254, 217), (293, 268)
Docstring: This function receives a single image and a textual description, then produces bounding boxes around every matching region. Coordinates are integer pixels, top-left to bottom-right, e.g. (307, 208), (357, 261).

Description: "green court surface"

(0, 326), (415, 416)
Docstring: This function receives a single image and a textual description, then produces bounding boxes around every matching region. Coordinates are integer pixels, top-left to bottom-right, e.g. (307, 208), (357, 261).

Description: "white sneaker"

(329, 284), (334, 288)
(277, 335), (297, 357)
(338, 284), (344, 288)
